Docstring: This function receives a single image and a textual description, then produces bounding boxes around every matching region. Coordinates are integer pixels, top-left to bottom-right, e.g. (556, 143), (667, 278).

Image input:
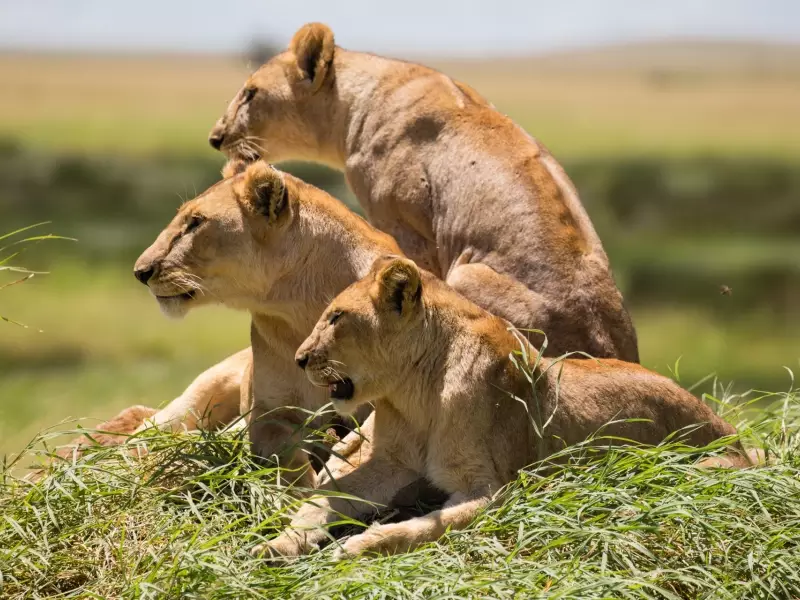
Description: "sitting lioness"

(261, 256), (750, 558)
(209, 22), (638, 361)
(130, 160), (404, 483)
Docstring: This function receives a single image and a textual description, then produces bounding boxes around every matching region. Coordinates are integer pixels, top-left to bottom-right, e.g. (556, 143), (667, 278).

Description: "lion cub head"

(134, 161), (299, 318)
(208, 23), (339, 165)
(295, 256), (425, 415)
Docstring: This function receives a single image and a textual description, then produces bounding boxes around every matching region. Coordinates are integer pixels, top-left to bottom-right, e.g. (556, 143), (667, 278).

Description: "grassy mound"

(2, 387), (799, 599)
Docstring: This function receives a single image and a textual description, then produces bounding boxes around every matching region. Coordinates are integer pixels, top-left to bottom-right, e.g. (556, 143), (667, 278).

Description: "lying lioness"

(128, 160), (404, 483)
(261, 256), (750, 558)
(210, 22), (638, 361)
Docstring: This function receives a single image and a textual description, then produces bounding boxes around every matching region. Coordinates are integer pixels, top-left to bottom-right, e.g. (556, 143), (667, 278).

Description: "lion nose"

(209, 132), (225, 150)
(296, 353), (309, 370)
(134, 265), (155, 285)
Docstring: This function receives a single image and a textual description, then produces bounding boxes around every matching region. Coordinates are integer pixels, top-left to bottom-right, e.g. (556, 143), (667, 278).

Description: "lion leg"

(317, 414), (446, 510)
(446, 260), (550, 342)
(447, 259), (638, 361)
(336, 492), (493, 558)
(54, 405), (159, 458)
(316, 412), (377, 486)
(696, 447), (765, 469)
(247, 402), (321, 489)
(135, 347), (251, 435)
(25, 405), (160, 480)
(253, 449), (419, 558)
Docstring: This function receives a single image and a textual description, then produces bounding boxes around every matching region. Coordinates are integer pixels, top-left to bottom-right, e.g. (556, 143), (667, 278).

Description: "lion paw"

(251, 533), (313, 561)
(334, 524), (411, 559)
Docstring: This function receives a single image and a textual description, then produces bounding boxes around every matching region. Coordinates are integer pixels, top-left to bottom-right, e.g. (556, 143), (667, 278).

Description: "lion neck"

(383, 282), (543, 435)
(287, 50), (414, 169)
(246, 205), (384, 343)
(380, 301), (493, 432)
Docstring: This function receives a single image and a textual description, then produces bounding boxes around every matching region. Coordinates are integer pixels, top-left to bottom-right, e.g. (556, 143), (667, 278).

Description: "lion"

(127, 160), (404, 485)
(209, 22), (639, 362)
(259, 256), (753, 558)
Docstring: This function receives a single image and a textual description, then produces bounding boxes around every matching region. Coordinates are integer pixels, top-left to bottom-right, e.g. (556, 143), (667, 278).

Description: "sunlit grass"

(1, 387), (798, 598)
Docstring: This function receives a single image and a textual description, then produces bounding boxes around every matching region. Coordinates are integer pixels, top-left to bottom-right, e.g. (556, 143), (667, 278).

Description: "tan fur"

(260, 257), (750, 558)
(289, 23), (335, 94)
(29, 405), (158, 480)
(209, 23), (638, 361)
(60, 405), (158, 453)
(131, 161), (402, 485)
(132, 348), (250, 436)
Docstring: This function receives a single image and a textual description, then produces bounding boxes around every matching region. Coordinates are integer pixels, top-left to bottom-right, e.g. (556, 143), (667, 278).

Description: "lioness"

(261, 256), (750, 558)
(130, 160), (403, 483)
(209, 22), (638, 361)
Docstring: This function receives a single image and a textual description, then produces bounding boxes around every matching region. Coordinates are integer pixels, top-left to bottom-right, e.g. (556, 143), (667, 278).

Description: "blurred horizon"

(2, 0), (800, 56)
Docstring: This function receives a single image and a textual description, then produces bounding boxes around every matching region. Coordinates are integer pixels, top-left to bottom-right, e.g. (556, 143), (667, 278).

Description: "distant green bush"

(571, 157), (800, 236)
(1, 140), (798, 316)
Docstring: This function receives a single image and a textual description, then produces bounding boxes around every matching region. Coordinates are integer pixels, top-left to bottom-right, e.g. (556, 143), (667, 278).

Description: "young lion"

(261, 257), (749, 558)
(209, 22), (638, 362)
(129, 161), (403, 484)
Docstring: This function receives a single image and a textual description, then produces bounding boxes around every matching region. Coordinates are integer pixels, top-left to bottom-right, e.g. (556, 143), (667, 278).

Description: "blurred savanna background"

(1, 0), (799, 456)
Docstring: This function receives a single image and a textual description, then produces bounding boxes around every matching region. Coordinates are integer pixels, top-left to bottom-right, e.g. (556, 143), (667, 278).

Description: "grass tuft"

(1, 387), (799, 599)
(0, 223), (73, 329)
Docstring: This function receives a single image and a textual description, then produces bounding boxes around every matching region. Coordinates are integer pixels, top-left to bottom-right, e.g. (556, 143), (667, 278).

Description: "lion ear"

(221, 158), (249, 179)
(374, 257), (422, 316)
(243, 162), (289, 223)
(289, 22), (335, 93)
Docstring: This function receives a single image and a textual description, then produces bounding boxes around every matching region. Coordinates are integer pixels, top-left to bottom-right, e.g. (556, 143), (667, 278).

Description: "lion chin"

(156, 296), (192, 319)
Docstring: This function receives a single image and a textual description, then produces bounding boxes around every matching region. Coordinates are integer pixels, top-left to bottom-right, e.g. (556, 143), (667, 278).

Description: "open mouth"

(328, 378), (355, 401)
(155, 290), (196, 301)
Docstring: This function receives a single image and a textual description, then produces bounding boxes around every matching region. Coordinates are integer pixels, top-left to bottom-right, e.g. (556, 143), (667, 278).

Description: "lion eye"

(328, 310), (343, 325)
(185, 215), (204, 233)
(242, 87), (257, 103)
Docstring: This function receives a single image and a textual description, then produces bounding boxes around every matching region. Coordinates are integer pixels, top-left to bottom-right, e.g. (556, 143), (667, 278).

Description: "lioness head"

(133, 161), (298, 318)
(208, 23), (339, 166)
(295, 256), (424, 415)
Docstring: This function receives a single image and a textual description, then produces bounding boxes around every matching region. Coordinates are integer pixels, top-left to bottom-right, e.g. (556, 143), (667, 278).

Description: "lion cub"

(261, 256), (748, 558)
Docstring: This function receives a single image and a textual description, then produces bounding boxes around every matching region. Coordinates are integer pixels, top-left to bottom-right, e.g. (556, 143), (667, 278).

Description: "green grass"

(2, 387), (798, 598)
(0, 260), (248, 456)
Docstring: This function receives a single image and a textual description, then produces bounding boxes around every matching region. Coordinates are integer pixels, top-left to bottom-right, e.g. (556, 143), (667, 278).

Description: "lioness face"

(295, 257), (423, 415)
(208, 23), (337, 166)
(133, 161), (295, 318)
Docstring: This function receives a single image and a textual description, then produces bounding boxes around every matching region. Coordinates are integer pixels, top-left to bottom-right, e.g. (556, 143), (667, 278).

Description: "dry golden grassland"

(1, 43), (799, 158)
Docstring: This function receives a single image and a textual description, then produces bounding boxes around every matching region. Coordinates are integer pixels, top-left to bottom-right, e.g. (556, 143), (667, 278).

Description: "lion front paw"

(251, 532), (314, 561)
(334, 524), (413, 559)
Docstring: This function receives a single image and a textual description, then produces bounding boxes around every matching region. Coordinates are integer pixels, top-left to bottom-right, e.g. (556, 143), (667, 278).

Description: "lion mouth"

(224, 139), (262, 162)
(328, 378), (355, 401)
(155, 290), (196, 301)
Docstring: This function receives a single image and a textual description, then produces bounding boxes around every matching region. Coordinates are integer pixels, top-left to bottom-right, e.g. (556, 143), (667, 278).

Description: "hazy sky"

(1, 0), (799, 56)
